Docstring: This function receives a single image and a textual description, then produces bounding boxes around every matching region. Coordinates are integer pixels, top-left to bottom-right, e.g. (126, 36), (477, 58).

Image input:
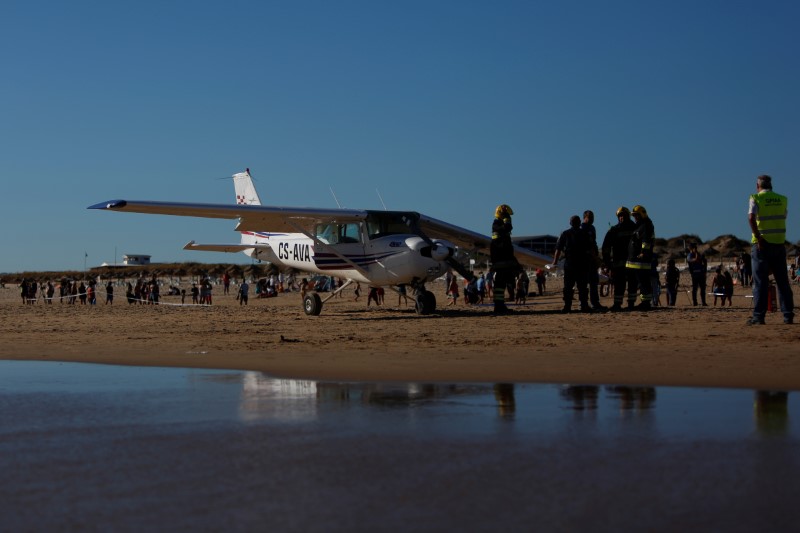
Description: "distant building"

(513, 235), (558, 257)
(122, 254), (151, 266)
(98, 254), (153, 268)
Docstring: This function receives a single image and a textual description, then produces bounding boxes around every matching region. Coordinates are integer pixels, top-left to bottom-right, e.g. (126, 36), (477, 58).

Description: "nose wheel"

(415, 290), (436, 315)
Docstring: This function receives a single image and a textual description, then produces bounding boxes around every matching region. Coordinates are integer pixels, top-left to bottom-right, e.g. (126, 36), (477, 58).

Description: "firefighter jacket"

(750, 190), (788, 245)
(490, 217), (515, 264)
(625, 217), (655, 270)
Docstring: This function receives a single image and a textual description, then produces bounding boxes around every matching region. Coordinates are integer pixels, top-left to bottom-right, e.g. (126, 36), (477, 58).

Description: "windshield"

(366, 212), (416, 240)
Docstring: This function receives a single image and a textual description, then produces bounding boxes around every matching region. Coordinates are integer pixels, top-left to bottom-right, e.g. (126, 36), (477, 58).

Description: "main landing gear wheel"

(415, 290), (436, 315)
(303, 293), (322, 316)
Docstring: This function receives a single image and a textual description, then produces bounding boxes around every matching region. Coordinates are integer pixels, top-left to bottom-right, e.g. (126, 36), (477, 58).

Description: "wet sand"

(1, 281), (799, 390)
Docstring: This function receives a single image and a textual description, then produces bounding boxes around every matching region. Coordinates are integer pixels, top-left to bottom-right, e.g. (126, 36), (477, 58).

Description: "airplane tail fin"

(234, 168), (262, 206)
(234, 168), (263, 248)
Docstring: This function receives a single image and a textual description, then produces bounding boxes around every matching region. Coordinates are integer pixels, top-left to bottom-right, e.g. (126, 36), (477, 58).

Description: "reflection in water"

(240, 372), (318, 422)
(754, 390), (790, 435)
(560, 385), (599, 411)
(606, 386), (656, 413)
(237, 375), (508, 422)
(494, 383), (516, 419)
(2, 362), (800, 532)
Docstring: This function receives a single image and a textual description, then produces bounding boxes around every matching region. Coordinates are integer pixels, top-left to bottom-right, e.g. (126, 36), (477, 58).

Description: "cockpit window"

(366, 212), (415, 239)
(315, 223), (362, 244)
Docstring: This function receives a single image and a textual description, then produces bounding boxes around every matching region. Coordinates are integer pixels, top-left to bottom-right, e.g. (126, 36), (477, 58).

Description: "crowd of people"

(483, 173), (795, 322)
(10, 176), (796, 324)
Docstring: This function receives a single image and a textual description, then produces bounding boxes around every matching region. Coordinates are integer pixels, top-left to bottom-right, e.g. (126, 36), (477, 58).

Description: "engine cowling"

(430, 240), (454, 261)
(404, 237), (454, 261)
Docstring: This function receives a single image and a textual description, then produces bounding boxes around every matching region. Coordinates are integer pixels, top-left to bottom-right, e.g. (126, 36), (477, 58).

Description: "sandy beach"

(1, 279), (798, 390)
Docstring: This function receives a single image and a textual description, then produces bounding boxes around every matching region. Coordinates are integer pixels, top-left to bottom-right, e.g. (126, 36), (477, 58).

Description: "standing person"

(367, 286), (380, 307)
(711, 266), (726, 306)
(300, 278), (310, 299)
(534, 268), (546, 296)
(686, 242), (708, 306)
(741, 251), (752, 287)
(239, 279), (249, 305)
(551, 215), (592, 313)
(581, 210), (606, 311)
(105, 281), (114, 305)
(625, 205), (655, 310)
(650, 254), (661, 307)
(397, 284), (408, 307)
(601, 207), (637, 311)
(222, 272), (231, 295)
(46, 281), (55, 304)
(447, 276), (459, 306)
(747, 175), (794, 325)
(475, 273), (485, 304)
(664, 258), (680, 306)
(489, 204), (520, 314)
(723, 268), (734, 307)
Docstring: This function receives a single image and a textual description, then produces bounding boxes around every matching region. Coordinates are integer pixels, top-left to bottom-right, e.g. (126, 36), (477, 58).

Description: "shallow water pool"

(1, 361), (798, 531)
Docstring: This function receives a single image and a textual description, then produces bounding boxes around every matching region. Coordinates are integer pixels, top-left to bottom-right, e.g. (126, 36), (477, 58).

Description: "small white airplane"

(89, 169), (551, 315)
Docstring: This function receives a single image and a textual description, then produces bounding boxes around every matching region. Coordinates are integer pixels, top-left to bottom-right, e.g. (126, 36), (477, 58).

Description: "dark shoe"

(580, 306), (594, 313)
(634, 302), (651, 311)
(493, 304), (513, 315)
(785, 316), (794, 325)
(609, 304), (624, 312)
(561, 307), (571, 313)
(593, 305), (608, 312)
(746, 317), (766, 325)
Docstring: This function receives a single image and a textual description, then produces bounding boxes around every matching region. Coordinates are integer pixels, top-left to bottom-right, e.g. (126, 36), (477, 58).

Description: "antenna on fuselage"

(376, 188), (387, 210)
(329, 187), (342, 208)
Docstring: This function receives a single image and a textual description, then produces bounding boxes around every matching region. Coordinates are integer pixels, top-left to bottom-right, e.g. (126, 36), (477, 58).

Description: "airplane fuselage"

(244, 230), (449, 286)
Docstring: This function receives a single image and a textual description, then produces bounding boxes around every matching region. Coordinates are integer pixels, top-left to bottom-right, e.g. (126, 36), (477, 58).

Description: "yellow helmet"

(616, 206), (630, 217)
(495, 204), (514, 219)
(632, 205), (647, 217)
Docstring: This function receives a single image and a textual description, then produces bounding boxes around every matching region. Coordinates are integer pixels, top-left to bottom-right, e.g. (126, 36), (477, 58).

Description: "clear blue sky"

(2, 1), (798, 273)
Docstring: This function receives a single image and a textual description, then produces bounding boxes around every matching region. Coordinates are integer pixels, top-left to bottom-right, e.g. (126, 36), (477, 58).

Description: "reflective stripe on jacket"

(751, 191), (787, 244)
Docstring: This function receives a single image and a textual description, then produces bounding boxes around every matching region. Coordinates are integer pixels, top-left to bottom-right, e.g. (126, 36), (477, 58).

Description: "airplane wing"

(417, 213), (552, 268)
(87, 200), (368, 235)
(88, 200), (552, 267)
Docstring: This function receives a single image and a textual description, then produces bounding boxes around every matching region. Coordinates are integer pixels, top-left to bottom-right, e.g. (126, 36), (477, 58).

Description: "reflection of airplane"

(89, 169), (551, 315)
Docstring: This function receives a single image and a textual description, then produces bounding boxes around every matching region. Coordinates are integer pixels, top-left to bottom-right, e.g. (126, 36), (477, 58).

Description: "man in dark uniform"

(490, 204), (520, 315)
(601, 206), (637, 311)
(686, 242), (708, 306)
(581, 210), (606, 311)
(551, 215), (592, 313)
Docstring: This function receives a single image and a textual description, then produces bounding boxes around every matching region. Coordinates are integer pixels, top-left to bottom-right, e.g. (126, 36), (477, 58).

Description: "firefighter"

(601, 206), (637, 311)
(490, 204), (520, 314)
(625, 204), (656, 310)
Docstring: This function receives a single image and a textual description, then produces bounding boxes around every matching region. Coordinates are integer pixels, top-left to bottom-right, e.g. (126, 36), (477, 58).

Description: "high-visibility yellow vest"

(751, 190), (788, 244)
